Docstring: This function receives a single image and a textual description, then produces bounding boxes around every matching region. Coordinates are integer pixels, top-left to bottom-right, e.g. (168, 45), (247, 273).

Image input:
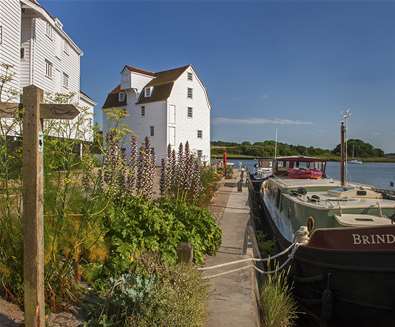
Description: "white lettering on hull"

(352, 234), (395, 245)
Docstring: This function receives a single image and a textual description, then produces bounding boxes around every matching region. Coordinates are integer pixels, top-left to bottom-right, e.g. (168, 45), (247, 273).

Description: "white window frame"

(64, 40), (69, 55)
(197, 130), (203, 139)
(46, 22), (53, 40)
(63, 72), (69, 89)
(187, 87), (193, 99)
(187, 72), (193, 81)
(141, 106), (145, 117)
(45, 59), (53, 79)
(145, 87), (152, 97)
(187, 107), (193, 118)
(150, 126), (155, 137)
(118, 92), (125, 102)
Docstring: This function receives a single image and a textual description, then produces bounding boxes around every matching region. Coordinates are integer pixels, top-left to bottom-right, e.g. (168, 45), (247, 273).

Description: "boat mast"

(341, 109), (351, 185)
(274, 128), (278, 160)
(340, 121), (346, 186)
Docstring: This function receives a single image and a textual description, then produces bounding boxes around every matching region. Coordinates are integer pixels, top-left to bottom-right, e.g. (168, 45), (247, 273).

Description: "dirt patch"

(0, 298), (81, 326)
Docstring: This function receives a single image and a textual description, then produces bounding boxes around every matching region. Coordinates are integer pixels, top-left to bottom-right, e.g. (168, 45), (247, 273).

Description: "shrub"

(103, 196), (183, 272)
(158, 199), (222, 263)
(260, 269), (298, 327)
(85, 255), (208, 327)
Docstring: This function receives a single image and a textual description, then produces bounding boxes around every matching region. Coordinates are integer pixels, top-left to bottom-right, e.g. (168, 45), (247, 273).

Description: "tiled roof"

(103, 65), (191, 108)
(137, 65), (190, 104)
(102, 85), (127, 109)
(124, 65), (156, 77)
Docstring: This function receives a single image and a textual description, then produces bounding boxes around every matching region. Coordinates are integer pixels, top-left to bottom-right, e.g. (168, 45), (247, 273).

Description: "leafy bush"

(86, 255), (208, 327)
(158, 199), (222, 263)
(103, 196), (183, 272)
(260, 269), (298, 327)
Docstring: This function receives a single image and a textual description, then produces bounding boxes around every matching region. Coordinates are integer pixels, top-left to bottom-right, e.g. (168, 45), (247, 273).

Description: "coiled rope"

(199, 242), (300, 279)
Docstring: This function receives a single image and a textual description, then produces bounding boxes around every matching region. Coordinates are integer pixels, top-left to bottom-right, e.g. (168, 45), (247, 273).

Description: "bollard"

(177, 242), (193, 264)
(237, 180), (243, 192)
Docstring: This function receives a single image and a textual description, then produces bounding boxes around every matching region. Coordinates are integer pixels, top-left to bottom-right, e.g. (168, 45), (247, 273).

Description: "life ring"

(307, 216), (315, 234)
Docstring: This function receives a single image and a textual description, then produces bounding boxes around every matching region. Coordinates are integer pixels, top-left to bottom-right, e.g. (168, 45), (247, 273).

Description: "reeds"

(260, 268), (298, 327)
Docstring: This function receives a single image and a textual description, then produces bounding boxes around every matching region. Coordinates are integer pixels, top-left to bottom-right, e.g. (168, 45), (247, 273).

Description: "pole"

(22, 85), (45, 327)
(340, 121), (346, 187)
(274, 128), (278, 160)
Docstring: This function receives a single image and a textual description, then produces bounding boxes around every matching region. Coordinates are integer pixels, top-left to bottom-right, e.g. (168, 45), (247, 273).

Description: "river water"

(228, 159), (395, 191)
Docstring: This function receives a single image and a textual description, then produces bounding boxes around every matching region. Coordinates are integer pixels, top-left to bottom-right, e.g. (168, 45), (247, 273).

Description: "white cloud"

(213, 117), (313, 126)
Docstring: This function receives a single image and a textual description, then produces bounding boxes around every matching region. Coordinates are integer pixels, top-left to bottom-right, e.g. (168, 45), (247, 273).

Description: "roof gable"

(137, 65), (190, 104)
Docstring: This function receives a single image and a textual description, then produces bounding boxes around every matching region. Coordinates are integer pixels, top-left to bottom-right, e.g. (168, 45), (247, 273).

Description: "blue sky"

(41, 0), (395, 152)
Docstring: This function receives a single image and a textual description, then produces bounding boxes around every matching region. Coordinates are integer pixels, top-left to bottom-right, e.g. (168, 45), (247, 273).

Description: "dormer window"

(145, 87), (153, 97)
(187, 72), (193, 81)
(118, 92), (125, 102)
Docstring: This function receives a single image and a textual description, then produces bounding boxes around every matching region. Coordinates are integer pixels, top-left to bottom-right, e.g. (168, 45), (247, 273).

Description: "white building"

(0, 0), (96, 141)
(102, 65), (211, 164)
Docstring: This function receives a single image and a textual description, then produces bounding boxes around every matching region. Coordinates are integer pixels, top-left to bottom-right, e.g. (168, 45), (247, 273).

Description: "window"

(197, 130), (203, 139)
(45, 60), (53, 79)
(63, 72), (69, 89)
(118, 92), (125, 102)
(46, 22), (53, 39)
(145, 87), (152, 97)
(187, 88), (193, 99)
(141, 106), (145, 117)
(64, 40), (69, 55)
(20, 48), (25, 59)
(187, 107), (193, 118)
(187, 72), (193, 81)
(197, 150), (203, 158)
(150, 126), (154, 137)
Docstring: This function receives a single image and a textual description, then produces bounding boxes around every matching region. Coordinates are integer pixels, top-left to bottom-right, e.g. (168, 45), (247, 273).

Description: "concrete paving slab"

(206, 177), (260, 327)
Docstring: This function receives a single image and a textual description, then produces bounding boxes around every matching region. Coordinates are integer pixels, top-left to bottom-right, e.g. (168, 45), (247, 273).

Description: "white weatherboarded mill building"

(102, 65), (211, 164)
(0, 0), (96, 141)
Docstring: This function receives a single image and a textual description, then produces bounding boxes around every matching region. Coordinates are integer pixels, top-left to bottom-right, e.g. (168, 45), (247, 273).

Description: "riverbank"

(211, 155), (395, 163)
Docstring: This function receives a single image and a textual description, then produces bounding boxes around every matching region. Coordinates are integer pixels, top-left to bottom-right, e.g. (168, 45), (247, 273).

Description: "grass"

(260, 268), (298, 327)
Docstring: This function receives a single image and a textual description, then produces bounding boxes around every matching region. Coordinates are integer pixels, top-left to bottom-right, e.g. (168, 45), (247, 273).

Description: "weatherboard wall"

(0, 0), (21, 102)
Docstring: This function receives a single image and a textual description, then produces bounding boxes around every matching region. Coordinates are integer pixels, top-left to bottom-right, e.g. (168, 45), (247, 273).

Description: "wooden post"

(0, 85), (79, 327)
(177, 242), (193, 264)
(22, 85), (45, 327)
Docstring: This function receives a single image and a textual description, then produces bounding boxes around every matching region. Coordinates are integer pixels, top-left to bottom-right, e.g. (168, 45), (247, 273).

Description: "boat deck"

(283, 190), (395, 210)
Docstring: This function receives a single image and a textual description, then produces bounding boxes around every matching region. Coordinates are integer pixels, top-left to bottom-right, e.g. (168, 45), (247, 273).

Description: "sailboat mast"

(340, 121), (346, 186)
(274, 128), (278, 160)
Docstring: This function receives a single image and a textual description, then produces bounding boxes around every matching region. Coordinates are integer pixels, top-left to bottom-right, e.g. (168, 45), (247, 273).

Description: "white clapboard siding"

(20, 16), (33, 87)
(0, 0), (21, 101)
(30, 18), (81, 99)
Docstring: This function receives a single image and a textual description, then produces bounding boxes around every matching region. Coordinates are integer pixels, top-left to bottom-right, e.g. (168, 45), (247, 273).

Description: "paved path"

(206, 176), (260, 327)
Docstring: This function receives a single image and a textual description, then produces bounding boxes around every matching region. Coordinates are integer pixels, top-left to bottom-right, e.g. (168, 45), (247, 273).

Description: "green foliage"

(103, 196), (183, 271)
(260, 269), (298, 327)
(212, 138), (385, 159)
(256, 231), (276, 255)
(158, 199), (222, 263)
(333, 138), (384, 158)
(85, 255), (208, 327)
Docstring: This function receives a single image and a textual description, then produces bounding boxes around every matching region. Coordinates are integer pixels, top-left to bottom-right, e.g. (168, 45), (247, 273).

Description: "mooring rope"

(200, 243), (300, 279)
(198, 242), (297, 272)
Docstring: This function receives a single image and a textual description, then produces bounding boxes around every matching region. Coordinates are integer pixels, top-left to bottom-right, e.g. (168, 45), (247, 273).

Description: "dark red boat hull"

(256, 192), (395, 325)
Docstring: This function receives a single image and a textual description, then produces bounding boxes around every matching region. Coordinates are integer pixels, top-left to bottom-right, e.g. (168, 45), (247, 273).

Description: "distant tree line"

(211, 139), (385, 158)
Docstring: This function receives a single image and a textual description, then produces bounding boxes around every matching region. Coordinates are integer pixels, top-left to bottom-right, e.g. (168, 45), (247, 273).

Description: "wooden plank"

(0, 102), (21, 118)
(40, 103), (79, 120)
(22, 85), (45, 327)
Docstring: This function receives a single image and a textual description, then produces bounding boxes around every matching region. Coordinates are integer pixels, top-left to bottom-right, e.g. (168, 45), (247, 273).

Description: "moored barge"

(260, 155), (395, 325)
